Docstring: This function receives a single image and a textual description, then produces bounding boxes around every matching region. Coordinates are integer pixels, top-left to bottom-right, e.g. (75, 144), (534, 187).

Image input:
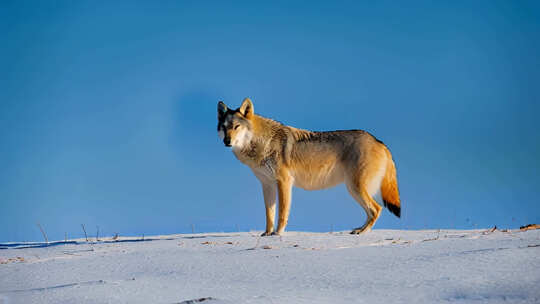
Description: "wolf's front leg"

(274, 177), (293, 235)
(260, 183), (277, 236)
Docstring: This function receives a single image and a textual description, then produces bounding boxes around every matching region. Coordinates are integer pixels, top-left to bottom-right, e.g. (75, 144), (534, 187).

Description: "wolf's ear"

(217, 101), (228, 119)
(239, 98), (254, 118)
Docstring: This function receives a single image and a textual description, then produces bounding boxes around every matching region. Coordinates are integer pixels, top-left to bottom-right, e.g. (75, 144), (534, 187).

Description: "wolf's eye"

(234, 125), (239, 130)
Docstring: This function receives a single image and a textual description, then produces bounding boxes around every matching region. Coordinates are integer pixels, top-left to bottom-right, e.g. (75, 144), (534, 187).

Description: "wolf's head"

(217, 98), (254, 148)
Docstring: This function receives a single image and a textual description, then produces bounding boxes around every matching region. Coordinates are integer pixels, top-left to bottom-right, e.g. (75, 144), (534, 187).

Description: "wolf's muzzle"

(224, 138), (231, 147)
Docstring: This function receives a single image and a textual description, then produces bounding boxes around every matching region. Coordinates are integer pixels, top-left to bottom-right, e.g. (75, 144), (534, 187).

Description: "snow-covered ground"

(1, 229), (539, 304)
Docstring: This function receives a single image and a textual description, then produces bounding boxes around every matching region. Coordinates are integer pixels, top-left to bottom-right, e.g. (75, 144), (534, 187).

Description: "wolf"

(217, 98), (401, 236)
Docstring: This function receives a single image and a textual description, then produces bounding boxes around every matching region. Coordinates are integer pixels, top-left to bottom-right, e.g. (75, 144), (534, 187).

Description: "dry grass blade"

(482, 226), (497, 235)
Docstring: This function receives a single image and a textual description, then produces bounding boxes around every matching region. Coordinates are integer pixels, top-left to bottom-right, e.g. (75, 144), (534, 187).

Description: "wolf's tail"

(381, 147), (401, 218)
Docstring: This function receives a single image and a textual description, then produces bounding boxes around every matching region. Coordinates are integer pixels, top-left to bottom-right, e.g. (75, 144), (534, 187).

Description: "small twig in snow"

(483, 226), (497, 235)
(422, 230), (441, 242)
(37, 223), (49, 244)
(176, 297), (216, 304)
(81, 224), (88, 242)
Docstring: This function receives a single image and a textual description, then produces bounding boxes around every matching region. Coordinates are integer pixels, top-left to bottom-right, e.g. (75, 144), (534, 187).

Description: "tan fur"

(218, 98), (401, 236)
(381, 148), (401, 217)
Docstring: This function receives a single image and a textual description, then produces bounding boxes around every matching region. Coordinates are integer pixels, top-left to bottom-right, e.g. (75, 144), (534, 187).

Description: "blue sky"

(1, 1), (539, 242)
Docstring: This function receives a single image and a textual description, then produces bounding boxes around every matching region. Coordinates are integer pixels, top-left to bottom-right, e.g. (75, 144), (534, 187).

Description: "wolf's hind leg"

(346, 182), (382, 235)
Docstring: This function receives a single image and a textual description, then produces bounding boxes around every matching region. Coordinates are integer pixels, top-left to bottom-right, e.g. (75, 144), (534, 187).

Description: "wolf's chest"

(250, 162), (277, 183)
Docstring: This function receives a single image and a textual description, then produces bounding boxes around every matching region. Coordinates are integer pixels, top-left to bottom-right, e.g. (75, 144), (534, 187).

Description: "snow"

(1, 229), (539, 304)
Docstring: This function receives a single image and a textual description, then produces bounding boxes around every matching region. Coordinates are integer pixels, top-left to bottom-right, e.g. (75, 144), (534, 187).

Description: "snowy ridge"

(1, 229), (539, 304)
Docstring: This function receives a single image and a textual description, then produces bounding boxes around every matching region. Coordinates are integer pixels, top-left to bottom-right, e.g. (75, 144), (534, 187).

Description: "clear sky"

(1, 1), (539, 242)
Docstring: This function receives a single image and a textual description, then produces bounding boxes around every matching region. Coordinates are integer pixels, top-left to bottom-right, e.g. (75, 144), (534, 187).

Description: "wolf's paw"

(261, 231), (273, 237)
(270, 231), (283, 236)
(350, 227), (371, 235)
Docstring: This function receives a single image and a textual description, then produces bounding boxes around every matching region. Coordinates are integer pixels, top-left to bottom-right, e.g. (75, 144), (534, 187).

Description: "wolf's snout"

(224, 137), (231, 147)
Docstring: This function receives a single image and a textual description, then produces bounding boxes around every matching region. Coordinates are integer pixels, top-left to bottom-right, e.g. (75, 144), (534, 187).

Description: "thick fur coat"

(218, 98), (400, 236)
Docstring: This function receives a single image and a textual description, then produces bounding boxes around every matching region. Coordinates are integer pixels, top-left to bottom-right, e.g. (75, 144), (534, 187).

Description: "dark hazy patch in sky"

(1, 1), (539, 242)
